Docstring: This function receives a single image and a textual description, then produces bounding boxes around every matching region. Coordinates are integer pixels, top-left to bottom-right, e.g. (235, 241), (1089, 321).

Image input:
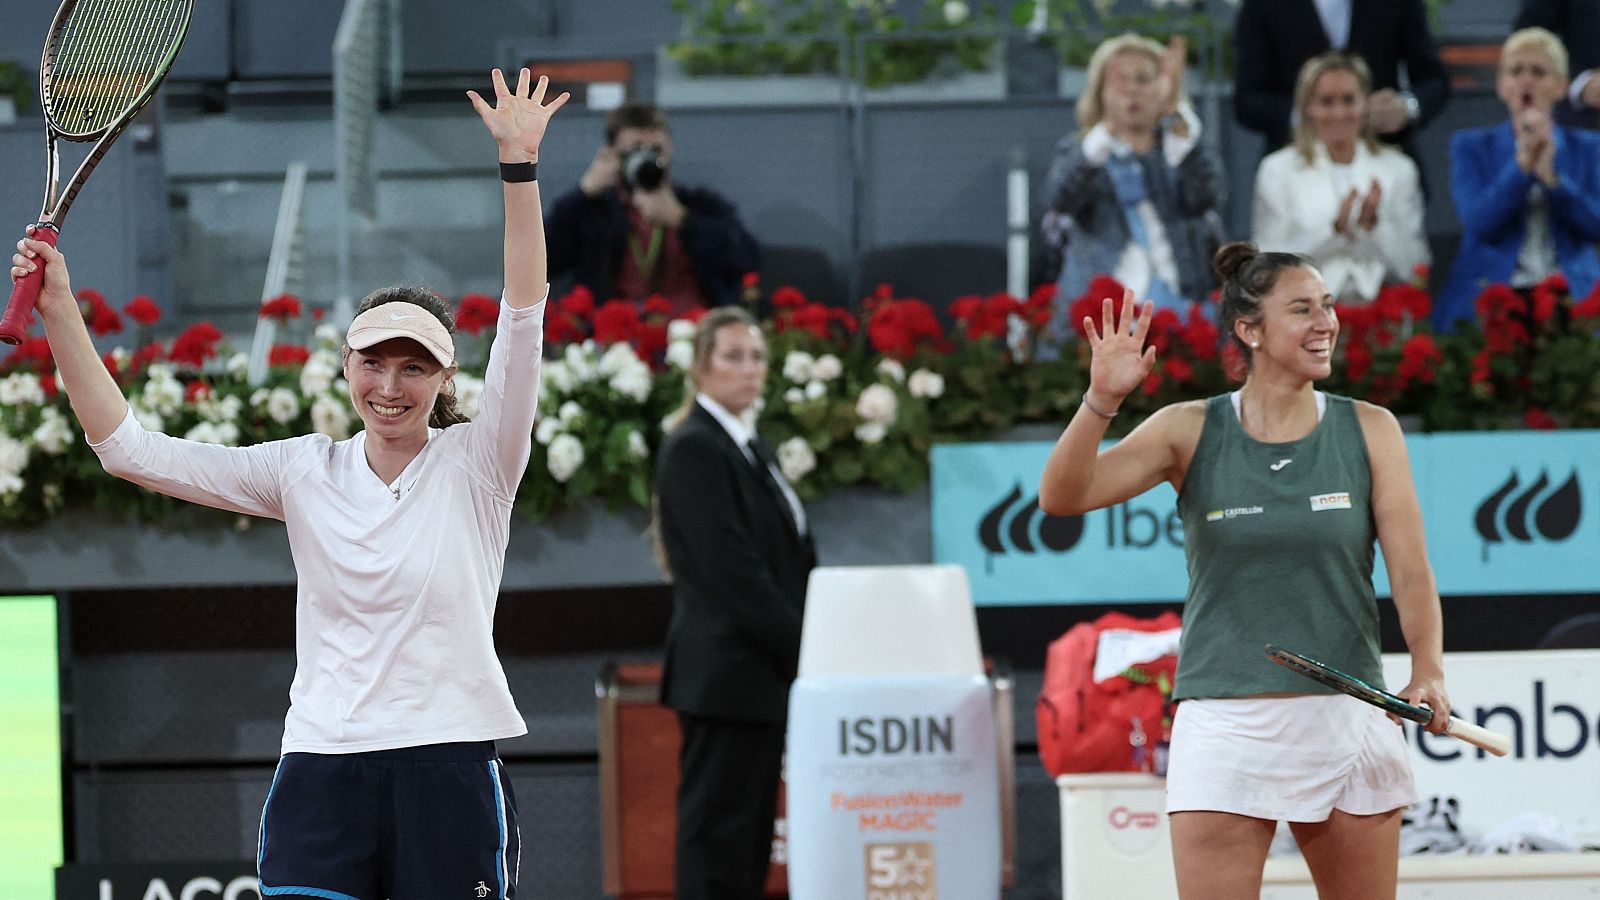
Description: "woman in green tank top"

(1039, 242), (1450, 900)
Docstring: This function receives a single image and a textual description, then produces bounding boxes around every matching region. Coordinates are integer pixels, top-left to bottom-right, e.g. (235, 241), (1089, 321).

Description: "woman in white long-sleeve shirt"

(11, 68), (565, 900)
(1252, 52), (1430, 303)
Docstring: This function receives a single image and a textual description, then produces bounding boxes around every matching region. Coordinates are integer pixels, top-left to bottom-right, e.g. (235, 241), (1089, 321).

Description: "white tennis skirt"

(1165, 693), (1418, 822)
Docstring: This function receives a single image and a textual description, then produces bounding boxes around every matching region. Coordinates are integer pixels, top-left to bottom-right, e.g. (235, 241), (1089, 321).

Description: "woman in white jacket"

(1252, 52), (1429, 303)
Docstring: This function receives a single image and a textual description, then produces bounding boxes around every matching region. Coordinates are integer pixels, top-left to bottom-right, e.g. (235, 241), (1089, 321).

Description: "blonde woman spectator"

(1041, 33), (1222, 351)
(1253, 52), (1429, 302)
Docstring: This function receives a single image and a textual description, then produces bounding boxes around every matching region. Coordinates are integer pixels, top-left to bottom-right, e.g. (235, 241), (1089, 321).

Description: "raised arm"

(1038, 289), (1187, 516)
(468, 68), (569, 310)
(11, 229), (128, 443)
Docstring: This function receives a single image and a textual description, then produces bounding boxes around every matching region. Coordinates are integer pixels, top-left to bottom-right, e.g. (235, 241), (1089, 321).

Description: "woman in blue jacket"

(1436, 27), (1600, 329)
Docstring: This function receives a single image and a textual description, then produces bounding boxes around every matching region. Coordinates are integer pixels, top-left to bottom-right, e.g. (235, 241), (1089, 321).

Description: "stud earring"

(1250, 342), (1260, 348)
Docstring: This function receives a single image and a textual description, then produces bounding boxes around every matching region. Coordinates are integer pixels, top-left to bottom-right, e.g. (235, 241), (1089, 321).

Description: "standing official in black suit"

(1233, 0), (1451, 159)
(654, 305), (816, 900)
(1517, 0), (1600, 127)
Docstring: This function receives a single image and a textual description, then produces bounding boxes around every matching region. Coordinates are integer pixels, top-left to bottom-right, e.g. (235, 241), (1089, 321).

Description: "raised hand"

(1157, 35), (1188, 117)
(1333, 187), (1360, 236)
(467, 68), (570, 164)
(1356, 178), (1383, 231)
(11, 225), (75, 318)
(1083, 288), (1156, 413)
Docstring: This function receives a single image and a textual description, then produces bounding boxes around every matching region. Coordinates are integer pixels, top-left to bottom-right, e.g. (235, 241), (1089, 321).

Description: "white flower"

(535, 418), (562, 446)
(454, 373), (484, 419)
(543, 359), (575, 394)
(812, 354), (843, 382)
(563, 343), (597, 383)
(110, 347), (131, 371)
(214, 422), (241, 446)
(130, 403), (164, 434)
(784, 387), (806, 405)
(299, 351), (339, 396)
(598, 342), (641, 377)
(665, 341), (695, 371)
(609, 362), (653, 403)
(0, 472), (21, 498)
(776, 437), (816, 482)
(547, 433), (585, 482)
(855, 421), (888, 444)
(250, 388), (270, 408)
(226, 352), (249, 377)
(805, 380), (827, 401)
(141, 373), (183, 416)
(218, 394), (244, 422)
(266, 388), (300, 425)
(627, 430), (649, 459)
(314, 322), (342, 348)
(782, 351), (815, 383)
(31, 408), (74, 456)
(0, 373), (46, 406)
(0, 431), (31, 479)
(184, 422), (223, 444)
(876, 358), (905, 383)
(311, 395), (351, 439)
(668, 319), (698, 342)
(855, 383), (899, 424)
(943, 0), (970, 25)
(908, 368), (945, 399)
(559, 400), (584, 425)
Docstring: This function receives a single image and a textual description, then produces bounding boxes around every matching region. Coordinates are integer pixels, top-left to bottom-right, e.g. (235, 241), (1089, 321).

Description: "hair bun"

(1213, 241), (1260, 282)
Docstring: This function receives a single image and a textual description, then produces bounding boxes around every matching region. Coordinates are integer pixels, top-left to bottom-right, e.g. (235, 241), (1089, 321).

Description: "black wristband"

(499, 161), (537, 183)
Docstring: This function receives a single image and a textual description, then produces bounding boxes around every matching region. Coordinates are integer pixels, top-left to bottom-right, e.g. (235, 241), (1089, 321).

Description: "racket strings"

(48, 0), (189, 134)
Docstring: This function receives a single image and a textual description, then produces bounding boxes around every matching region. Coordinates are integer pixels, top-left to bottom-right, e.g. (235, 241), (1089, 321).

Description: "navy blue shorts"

(257, 741), (519, 900)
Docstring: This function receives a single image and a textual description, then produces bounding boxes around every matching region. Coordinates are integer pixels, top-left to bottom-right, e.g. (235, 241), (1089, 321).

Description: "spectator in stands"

(1233, 0), (1450, 169)
(1516, 0), (1600, 127)
(1253, 53), (1429, 302)
(547, 103), (760, 316)
(13, 68), (562, 899)
(1435, 27), (1600, 328)
(1040, 33), (1222, 351)
(652, 306), (815, 900)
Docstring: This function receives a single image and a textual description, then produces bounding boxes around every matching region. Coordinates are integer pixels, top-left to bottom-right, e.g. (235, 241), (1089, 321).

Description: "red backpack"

(1036, 610), (1181, 777)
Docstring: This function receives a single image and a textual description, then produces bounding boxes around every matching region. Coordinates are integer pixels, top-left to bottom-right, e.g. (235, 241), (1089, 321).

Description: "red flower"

(1377, 283), (1432, 320)
(1530, 284), (1559, 324)
(1539, 273), (1568, 294)
(131, 341), (164, 372)
(1221, 342), (1248, 383)
(259, 294), (302, 319)
(1162, 356), (1193, 382)
(544, 314), (583, 346)
(185, 380), (212, 403)
(681, 307), (709, 324)
(1574, 292), (1600, 320)
(742, 271), (760, 289)
(1346, 343), (1373, 382)
(1411, 263), (1431, 283)
(268, 344), (311, 368)
(867, 298), (943, 357)
(1140, 370), (1163, 395)
(1373, 287), (1406, 323)
(124, 295), (162, 325)
(311, 307), (325, 322)
(1469, 349), (1493, 385)
(949, 295), (983, 324)
(1475, 284), (1525, 321)
(39, 373), (56, 397)
(1523, 407), (1558, 430)
(643, 294), (674, 318)
(1397, 334), (1442, 384)
(454, 293), (500, 336)
(557, 285), (596, 320)
(790, 303), (837, 340)
(79, 288), (123, 335)
(593, 300), (642, 344)
(1025, 284), (1058, 326)
(5, 338), (55, 373)
(872, 283), (896, 302)
(1181, 306), (1219, 360)
(168, 322), (223, 367)
(771, 286), (808, 309)
(636, 321), (668, 363)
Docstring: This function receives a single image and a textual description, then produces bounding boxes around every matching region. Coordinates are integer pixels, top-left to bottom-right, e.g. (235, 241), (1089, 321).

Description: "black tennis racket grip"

(1, 224), (58, 345)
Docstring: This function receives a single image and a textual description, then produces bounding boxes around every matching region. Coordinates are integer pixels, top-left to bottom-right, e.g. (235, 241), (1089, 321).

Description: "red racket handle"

(1, 225), (59, 345)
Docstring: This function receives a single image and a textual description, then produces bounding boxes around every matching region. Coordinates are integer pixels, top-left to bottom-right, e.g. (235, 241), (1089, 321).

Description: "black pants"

(675, 712), (785, 900)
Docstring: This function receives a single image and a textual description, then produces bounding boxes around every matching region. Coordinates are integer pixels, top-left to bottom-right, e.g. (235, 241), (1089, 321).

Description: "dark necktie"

(747, 437), (798, 531)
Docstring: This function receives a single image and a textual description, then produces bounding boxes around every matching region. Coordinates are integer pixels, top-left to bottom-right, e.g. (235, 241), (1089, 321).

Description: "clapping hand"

(1082, 288), (1156, 414)
(1334, 187), (1360, 236)
(1356, 177), (1382, 231)
(468, 68), (570, 164)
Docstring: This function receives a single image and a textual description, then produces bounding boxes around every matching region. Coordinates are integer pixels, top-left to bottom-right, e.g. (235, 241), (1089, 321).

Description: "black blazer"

(1516, 0), (1600, 128)
(656, 403), (816, 724)
(1233, 0), (1451, 150)
(545, 183), (761, 308)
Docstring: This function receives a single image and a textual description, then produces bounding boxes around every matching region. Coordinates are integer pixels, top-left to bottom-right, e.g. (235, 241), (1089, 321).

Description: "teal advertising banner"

(931, 430), (1600, 605)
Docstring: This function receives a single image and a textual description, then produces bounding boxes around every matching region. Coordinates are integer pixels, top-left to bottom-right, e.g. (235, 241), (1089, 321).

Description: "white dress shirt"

(696, 394), (807, 536)
(1312, 0), (1352, 49)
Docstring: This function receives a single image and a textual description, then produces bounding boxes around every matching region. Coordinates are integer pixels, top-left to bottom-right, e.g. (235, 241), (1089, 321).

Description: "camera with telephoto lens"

(622, 145), (667, 191)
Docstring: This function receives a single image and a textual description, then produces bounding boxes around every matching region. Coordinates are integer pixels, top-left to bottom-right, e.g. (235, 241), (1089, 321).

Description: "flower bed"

(1, 271), (1597, 526)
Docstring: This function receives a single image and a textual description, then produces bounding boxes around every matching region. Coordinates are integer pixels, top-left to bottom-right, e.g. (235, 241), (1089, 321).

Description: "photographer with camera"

(547, 103), (760, 315)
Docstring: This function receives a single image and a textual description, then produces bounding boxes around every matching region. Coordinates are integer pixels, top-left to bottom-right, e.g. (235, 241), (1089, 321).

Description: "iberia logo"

(1473, 468), (1581, 561)
(976, 482), (1084, 571)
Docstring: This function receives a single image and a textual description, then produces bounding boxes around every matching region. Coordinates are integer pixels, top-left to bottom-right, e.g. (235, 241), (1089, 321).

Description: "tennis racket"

(1, 0), (195, 345)
(1265, 644), (1511, 757)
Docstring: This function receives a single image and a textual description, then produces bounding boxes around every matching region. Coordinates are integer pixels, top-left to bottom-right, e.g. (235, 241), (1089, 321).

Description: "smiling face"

(1498, 47), (1568, 117)
(693, 322), (767, 416)
(1236, 266), (1339, 382)
(343, 337), (454, 442)
(1306, 69), (1366, 152)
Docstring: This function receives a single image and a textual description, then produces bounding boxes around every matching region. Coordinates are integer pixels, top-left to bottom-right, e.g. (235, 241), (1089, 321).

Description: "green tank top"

(1172, 393), (1382, 700)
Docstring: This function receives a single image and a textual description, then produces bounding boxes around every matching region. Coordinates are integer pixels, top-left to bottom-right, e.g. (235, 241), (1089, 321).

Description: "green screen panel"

(0, 596), (62, 900)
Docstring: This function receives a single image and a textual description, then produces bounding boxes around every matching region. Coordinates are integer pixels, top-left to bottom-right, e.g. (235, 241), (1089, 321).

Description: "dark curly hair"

(349, 285), (468, 428)
(1213, 241), (1317, 366)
